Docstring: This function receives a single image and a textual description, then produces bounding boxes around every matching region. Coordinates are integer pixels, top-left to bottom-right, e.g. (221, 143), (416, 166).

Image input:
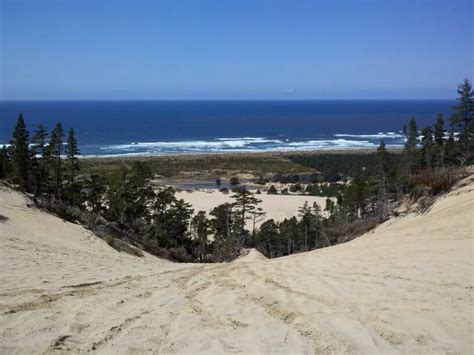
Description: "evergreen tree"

(48, 123), (64, 199)
(256, 219), (280, 258)
(65, 128), (80, 204)
(450, 78), (473, 161)
(433, 114), (445, 167)
(191, 211), (211, 261)
(375, 140), (389, 219)
(231, 188), (262, 243)
(0, 145), (11, 179)
(444, 129), (459, 166)
(405, 117), (418, 149)
(344, 172), (368, 219)
(31, 124), (49, 197)
(249, 207), (266, 242)
(209, 202), (238, 261)
(107, 165), (154, 226)
(325, 198), (335, 214)
(83, 174), (106, 213)
(279, 217), (299, 256)
(298, 202), (313, 251)
(420, 126), (433, 169)
(10, 113), (30, 190)
(403, 117), (419, 174)
(376, 140), (389, 174)
(298, 201), (324, 250)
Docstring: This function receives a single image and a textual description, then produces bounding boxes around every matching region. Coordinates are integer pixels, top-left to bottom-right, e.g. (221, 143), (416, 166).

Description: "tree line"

(0, 78), (472, 261)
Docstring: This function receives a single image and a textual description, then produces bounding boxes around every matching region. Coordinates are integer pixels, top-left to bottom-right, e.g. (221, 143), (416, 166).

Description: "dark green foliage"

(420, 126), (433, 169)
(450, 78), (474, 161)
(10, 113), (30, 190)
(231, 188), (262, 238)
(403, 117), (419, 174)
(255, 219), (281, 258)
(433, 114), (445, 167)
(106, 166), (154, 226)
(191, 211), (212, 261)
(0, 146), (11, 179)
(405, 117), (418, 149)
(444, 129), (460, 166)
(289, 152), (402, 182)
(65, 128), (81, 205)
(2, 77), (470, 263)
(208, 202), (239, 261)
(48, 123), (64, 199)
(374, 140), (390, 219)
(267, 185), (278, 194)
(83, 174), (107, 213)
(31, 124), (49, 197)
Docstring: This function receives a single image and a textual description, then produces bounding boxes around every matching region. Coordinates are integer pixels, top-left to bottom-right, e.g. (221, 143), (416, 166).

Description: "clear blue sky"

(1, 0), (472, 100)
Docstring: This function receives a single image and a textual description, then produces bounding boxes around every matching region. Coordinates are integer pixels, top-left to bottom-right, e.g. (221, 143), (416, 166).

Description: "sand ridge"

(0, 178), (473, 353)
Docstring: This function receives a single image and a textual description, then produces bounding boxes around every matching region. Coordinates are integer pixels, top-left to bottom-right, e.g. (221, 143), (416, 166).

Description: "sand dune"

(0, 177), (473, 354)
(176, 190), (332, 228)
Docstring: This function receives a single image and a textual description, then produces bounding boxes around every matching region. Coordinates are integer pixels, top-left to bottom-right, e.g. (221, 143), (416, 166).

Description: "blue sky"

(1, 0), (472, 99)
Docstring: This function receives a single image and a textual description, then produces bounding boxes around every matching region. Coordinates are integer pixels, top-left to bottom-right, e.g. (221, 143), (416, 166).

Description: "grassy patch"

(80, 153), (313, 180)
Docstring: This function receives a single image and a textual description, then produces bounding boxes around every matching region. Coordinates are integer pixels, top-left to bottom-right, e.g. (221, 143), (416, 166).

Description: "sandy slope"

(0, 178), (473, 354)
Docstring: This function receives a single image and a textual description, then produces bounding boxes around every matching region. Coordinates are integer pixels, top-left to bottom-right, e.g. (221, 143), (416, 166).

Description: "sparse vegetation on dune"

(0, 79), (472, 262)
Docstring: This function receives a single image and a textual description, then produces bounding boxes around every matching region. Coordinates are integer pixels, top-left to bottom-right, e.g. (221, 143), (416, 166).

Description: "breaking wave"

(75, 132), (405, 157)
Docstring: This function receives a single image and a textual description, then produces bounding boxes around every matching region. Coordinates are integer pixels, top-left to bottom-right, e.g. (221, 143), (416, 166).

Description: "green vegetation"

(80, 153), (312, 181)
(1, 79), (472, 261)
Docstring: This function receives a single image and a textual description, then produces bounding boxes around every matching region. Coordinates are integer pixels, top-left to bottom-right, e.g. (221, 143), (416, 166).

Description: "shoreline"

(79, 146), (403, 161)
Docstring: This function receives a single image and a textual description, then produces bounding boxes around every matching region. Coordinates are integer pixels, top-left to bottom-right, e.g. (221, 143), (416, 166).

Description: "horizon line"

(0, 98), (457, 102)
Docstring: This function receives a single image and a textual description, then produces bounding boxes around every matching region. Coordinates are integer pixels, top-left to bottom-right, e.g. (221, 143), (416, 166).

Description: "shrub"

(408, 167), (466, 199)
(230, 177), (240, 185)
(267, 185), (278, 194)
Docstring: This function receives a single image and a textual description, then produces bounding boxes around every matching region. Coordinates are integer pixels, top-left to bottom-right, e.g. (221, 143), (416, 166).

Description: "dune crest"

(0, 177), (473, 353)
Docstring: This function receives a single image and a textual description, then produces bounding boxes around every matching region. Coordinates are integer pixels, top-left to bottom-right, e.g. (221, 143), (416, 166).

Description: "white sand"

(176, 190), (331, 227)
(0, 176), (473, 354)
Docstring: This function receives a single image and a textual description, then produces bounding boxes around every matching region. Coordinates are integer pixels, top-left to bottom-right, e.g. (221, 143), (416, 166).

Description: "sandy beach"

(1, 174), (473, 353)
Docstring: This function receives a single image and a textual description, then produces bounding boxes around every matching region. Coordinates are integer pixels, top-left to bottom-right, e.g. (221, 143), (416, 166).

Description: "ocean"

(0, 100), (455, 157)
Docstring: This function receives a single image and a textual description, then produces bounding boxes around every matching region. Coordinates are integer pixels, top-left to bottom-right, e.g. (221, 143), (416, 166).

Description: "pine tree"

(10, 113), (30, 190)
(0, 145), (11, 179)
(256, 219), (280, 258)
(298, 202), (312, 251)
(433, 113), (445, 167)
(444, 129), (459, 166)
(31, 124), (49, 198)
(84, 174), (106, 213)
(375, 140), (389, 219)
(420, 126), (433, 169)
(191, 211), (211, 262)
(450, 78), (473, 161)
(231, 188), (262, 240)
(405, 117), (418, 149)
(65, 128), (80, 204)
(403, 117), (419, 174)
(48, 123), (64, 199)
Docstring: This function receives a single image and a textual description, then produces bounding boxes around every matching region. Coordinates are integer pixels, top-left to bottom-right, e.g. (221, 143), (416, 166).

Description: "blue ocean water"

(0, 100), (455, 156)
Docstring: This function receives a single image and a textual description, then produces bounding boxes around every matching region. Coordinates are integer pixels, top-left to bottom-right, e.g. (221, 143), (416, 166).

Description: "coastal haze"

(0, 100), (455, 156)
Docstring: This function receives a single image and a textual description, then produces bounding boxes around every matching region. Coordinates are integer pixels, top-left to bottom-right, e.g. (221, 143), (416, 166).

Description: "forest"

(1, 79), (472, 262)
